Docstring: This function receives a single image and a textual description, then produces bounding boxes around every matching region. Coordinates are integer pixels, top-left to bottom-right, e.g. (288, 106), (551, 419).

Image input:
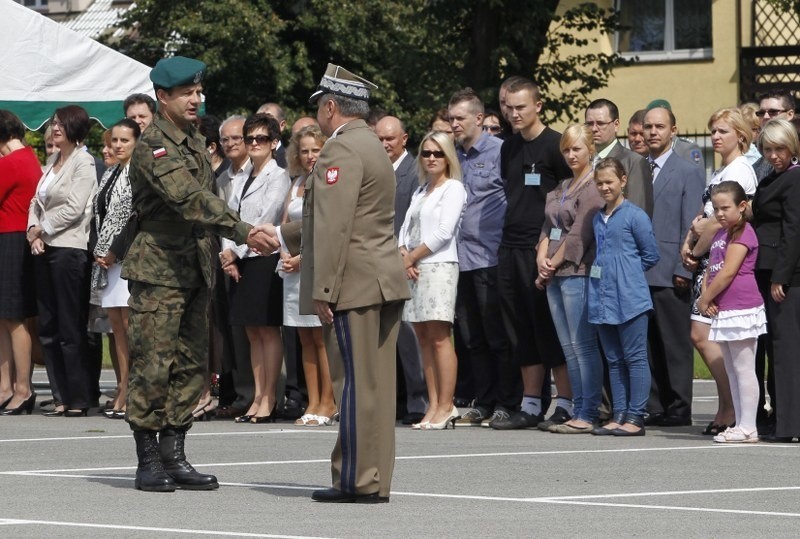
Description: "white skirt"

(281, 270), (321, 328)
(709, 305), (767, 342)
(403, 262), (458, 323)
(101, 264), (130, 308)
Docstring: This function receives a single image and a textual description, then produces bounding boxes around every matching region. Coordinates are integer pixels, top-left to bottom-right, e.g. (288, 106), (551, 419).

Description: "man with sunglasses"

(124, 57), (277, 493)
(753, 90), (796, 182)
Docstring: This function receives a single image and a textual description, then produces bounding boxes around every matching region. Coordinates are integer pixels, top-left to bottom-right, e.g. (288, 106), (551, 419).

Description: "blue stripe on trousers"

(334, 311), (357, 494)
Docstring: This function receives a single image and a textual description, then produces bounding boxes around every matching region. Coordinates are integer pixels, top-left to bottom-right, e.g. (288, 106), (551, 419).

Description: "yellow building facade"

(552, 0), (753, 134)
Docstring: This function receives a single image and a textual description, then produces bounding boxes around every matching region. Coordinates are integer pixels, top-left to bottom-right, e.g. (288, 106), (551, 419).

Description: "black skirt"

(0, 232), (36, 319)
(228, 253), (283, 326)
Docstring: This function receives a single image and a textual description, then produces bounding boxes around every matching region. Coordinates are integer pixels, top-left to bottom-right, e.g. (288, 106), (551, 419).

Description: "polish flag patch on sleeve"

(152, 147), (167, 159)
(326, 167), (340, 184)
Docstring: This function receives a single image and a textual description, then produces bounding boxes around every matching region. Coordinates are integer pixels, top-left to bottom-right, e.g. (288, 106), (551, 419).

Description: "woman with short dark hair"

(220, 113), (290, 423)
(27, 105), (96, 417)
(0, 110), (40, 415)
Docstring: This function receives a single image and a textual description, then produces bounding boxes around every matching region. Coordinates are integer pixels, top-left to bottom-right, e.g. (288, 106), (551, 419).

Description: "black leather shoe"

(643, 413), (664, 426)
(761, 433), (795, 443)
(402, 412), (425, 425)
(659, 415), (692, 427)
(490, 410), (543, 430)
(311, 488), (389, 504)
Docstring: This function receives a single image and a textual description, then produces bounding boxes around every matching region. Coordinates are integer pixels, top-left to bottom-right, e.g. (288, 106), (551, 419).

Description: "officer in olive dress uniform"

(257, 64), (410, 503)
(124, 57), (277, 492)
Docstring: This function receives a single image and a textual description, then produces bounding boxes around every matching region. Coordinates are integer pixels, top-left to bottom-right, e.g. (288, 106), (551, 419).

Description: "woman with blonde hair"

(752, 119), (800, 441)
(398, 131), (466, 430)
(280, 124), (337, 426)
(681, 107), (757, 436)
(536, 124), (605, 434)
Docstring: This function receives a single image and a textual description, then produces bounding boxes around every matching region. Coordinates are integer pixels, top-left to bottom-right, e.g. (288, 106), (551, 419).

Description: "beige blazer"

(28, 149), (96, 249)
(282, 119), (410, 312)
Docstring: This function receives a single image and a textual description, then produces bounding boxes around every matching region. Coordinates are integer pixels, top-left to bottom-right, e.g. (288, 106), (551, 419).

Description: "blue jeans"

(547, 276), (602, 422)
(596, 312), (651, 422)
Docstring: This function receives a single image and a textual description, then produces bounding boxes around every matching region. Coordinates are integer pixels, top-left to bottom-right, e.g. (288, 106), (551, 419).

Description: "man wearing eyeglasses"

(124, 57), (278, 493)
(753, 90), (796, 182)
(585, 99), (653, 217)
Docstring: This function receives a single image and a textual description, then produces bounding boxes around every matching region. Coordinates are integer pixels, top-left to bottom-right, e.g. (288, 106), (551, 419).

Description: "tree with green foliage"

(103, 1), (629, 138)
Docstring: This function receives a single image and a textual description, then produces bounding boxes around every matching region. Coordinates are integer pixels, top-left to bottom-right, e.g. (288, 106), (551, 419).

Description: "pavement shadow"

(249, 483), (319, 499)
(85, 474), (136, 490)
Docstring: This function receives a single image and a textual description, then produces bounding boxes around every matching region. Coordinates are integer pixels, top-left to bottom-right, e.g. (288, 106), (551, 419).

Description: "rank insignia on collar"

(326, 167), (340, 184)
(152, 147), (167, 159)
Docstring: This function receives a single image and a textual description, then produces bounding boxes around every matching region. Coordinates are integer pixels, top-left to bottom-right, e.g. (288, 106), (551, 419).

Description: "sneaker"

(456, 407), (489, 427)
(713, 426), (759, 443)
(537, 406), (572, 431)
(490, 410), (544, 430)
(482, 408), (511, 428)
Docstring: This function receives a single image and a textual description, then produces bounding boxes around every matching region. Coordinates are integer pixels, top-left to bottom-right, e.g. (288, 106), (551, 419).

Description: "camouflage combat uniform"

(123, 111), (250, 432)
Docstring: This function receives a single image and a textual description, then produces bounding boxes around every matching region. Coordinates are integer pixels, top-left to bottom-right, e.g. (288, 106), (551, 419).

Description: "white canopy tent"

(0, 0), (153, 130)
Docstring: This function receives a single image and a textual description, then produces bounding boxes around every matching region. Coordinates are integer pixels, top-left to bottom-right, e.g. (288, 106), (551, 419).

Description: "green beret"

(646, 98), (672, 111)
(150, 56), (206, 89)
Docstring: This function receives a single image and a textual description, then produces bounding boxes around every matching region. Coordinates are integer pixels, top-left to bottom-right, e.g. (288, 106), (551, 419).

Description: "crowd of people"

(1, 74), (800, 447)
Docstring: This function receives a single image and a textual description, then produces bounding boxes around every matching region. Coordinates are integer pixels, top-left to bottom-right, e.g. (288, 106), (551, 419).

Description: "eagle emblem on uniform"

(326, 167), (340, 185)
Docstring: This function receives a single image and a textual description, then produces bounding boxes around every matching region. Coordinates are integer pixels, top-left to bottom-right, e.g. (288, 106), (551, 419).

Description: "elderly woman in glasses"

(219, 113), (290, 424)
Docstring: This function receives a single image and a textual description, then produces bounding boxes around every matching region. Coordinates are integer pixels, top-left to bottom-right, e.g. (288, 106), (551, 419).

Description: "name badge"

(525, 173), (541, 186)
(590, 265), (602, 279)
(549, 228), (562, 241)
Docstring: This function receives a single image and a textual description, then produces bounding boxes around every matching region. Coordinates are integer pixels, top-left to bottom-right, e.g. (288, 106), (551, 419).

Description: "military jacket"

(282, 119), (410, 312)
(123, 112), (250, 288)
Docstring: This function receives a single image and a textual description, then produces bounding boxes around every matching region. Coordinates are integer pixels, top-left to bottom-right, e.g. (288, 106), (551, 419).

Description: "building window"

(18, 0), (48, 8)
(616, 0), (712, 61)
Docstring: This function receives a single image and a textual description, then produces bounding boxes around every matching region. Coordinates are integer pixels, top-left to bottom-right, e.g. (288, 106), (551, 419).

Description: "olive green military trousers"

(126, 281), (208, 431)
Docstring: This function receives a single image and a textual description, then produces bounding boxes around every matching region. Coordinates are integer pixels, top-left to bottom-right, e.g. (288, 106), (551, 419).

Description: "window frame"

(615, 0), (713, 62)
(18, 0), (48, 9)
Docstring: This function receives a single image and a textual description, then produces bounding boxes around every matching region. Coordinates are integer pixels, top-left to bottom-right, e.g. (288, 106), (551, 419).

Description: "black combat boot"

(133, 430), (176, 492)
(159, 428), (219, 490)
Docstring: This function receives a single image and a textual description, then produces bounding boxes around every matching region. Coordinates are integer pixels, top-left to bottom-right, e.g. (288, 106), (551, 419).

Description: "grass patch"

(693, 349), (711, 380)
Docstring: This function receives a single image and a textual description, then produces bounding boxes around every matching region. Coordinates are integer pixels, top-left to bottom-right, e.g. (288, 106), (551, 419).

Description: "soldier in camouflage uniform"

(124, 57), (278, 492)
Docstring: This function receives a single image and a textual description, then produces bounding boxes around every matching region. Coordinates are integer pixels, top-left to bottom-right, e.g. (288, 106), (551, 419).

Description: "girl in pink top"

(697, 181), (767, 443)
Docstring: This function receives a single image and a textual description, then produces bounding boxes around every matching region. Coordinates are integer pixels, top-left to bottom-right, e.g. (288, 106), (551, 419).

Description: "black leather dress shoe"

(761, 433), (795, 443)
(643, 413), (664, 426)
(311, 488), (389, 504)
(402, 412), (425, 425)
(659, 415), (692, 427)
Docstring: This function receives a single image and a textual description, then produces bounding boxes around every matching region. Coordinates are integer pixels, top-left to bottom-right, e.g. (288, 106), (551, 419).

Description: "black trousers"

(35, 246), (91, 410)
(755, 269), (776, 424)
(770, 286), (800, 437)
(456, 266), (518, 410)
(647, 286), (693, 419)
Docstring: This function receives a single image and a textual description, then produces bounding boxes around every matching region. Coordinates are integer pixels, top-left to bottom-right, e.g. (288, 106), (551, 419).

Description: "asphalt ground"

(1, 372), (799, 538)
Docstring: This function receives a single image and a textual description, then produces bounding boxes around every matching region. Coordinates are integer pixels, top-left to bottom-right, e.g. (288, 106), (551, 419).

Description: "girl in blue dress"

(588, 158), (660, 436)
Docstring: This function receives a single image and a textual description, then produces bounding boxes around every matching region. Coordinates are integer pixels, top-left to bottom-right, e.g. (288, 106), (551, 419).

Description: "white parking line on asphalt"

(0, 429), (337, 444)
(0, 442), (774, 476)
(537, 499), (800, 518)
(0, 518), (335, 538)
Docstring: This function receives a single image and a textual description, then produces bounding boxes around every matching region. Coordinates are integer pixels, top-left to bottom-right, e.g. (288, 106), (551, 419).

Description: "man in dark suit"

(643, 106), (705, 427)
(375, 115), (427, 425)
(585, 98), (653, 217)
